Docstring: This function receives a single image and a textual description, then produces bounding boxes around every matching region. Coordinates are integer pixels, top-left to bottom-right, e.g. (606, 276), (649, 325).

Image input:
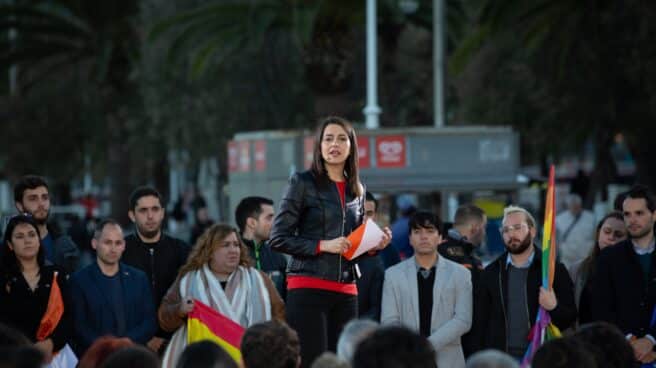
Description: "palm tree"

(451, 0), (656, 202)
(150, 0), (468, 120)
(0, 0), (141, 221)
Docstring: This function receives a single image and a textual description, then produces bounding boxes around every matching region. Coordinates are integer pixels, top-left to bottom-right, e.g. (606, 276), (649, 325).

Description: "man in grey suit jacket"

(381, 211), (472, 368)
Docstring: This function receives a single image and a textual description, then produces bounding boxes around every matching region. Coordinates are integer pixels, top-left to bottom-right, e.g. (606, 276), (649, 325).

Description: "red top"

(296, 181), (356, 295)
(335, 181), (346, 207)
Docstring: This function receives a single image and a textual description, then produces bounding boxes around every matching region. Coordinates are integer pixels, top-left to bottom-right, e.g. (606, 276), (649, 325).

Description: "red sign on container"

(228, 141), (239, 173)
(304, 136), (314, 169)
(254, 140), (266, 172)
(375, 135), (406, 168)
(357, 136), (371, 169)
(238, 140), (251, 172)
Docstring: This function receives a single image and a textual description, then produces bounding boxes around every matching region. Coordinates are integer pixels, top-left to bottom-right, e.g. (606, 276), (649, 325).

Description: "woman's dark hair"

(310, 116), (362, 197)
(578, 211), (624, 282)
(1, 215), (44, 273)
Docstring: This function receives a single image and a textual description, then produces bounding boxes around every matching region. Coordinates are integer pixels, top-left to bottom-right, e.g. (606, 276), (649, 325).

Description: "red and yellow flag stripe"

(187, 300), (245, 363)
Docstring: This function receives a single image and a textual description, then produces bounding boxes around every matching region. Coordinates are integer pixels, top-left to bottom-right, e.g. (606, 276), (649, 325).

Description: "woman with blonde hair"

(158, 223), (284, 367)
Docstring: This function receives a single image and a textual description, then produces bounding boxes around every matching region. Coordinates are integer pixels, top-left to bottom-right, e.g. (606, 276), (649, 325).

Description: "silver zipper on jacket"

(338, 198), (345, 282)
(498, 264), (509, 353)
(524, 280), (531, 330)
(149, 247), (156, 291)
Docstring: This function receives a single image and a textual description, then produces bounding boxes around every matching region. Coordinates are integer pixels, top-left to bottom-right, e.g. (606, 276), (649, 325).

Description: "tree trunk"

(107, 114), (132, 225)
(585, 127), (617, 209)
(627, 130), (656, 192)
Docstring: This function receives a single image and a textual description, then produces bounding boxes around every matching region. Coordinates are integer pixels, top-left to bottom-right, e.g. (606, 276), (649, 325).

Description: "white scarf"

(162, 265), (271, 368)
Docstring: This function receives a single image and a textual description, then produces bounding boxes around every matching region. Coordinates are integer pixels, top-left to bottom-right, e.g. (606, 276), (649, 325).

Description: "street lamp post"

(363, 0), (381, 129)
(433, 0), (445, 128)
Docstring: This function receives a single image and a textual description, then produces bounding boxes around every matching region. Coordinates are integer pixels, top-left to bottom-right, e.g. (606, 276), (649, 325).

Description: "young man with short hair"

(593, 185), (656, 365)
(14, 175), (80, 272)
(122, 186), (190, 353)
(381, 211), (472, 368)
(235, 196), (287, 300)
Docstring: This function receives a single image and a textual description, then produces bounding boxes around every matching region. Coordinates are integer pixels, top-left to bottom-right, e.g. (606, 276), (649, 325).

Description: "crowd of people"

(0, 116), (654, 368)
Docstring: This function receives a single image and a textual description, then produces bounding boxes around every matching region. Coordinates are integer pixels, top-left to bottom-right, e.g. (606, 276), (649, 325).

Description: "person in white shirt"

(556, 194), (596, 269)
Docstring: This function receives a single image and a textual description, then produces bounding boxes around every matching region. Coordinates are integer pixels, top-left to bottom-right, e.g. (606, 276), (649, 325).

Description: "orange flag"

(343, 219), (385, 260)
(36, 272), (64, 341)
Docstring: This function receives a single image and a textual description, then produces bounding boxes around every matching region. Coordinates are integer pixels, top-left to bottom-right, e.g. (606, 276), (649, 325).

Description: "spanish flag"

(187, 300), (245, 363)
(36, 271), (64, 341)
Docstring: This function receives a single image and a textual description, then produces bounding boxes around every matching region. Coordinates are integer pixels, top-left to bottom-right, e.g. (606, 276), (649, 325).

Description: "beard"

(629, 225), (652, 240)
(32, 210), (49, 225)
(505, 232), (533, 254)
(136, 224), (161, 240)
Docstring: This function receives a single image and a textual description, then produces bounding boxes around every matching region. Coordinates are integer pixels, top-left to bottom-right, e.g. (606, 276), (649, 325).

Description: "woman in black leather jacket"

(270, 116), (391, 367)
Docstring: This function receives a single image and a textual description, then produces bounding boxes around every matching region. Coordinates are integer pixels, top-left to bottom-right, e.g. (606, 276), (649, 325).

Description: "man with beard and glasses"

(470, 205), (576, 359)
(13, 175), (80, 273)
(593, 185), (656, 366)
(122, 186), (190, 355)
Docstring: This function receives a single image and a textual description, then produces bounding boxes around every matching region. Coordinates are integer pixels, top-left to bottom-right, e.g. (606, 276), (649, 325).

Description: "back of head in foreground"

(352, 326), (436, 368)
(241, 321), (300, 368)
(574, 321), (635, 368)
(99, 345), (160, 368)
(310, 352), (349, 368)
(466, 349), (519, 368)
(531, 337), (597, 368)
(336, 319), (378, 363)
(176, 340), (238, 368)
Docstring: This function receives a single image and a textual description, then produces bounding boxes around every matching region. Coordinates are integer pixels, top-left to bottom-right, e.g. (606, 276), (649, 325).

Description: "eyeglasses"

(499, 223), (528, 235)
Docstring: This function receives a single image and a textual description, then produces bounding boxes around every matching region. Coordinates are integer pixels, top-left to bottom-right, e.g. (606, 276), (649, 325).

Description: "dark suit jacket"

(592, 239), (656, 338)
(70, 262), (157, 354)
(356, 254), (385, 321)
(471, 246), (576, 354)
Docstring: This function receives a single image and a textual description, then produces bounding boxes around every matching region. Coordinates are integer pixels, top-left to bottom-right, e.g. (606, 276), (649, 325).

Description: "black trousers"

(286, 288), (358, 368)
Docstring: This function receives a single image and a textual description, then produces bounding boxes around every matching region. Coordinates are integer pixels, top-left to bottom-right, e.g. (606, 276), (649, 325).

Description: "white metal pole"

(433, 0), (445, 127)
(363, 0), (381, 129)
(9, 0), (17, 96)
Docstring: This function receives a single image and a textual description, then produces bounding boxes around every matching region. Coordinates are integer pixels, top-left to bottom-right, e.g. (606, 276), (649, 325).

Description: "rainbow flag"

(187, 299), (245, 363)
(521, 165), (562, 367)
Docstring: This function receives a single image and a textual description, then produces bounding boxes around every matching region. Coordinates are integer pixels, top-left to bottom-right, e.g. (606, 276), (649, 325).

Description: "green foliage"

(450, 0), (656, 195)
(149, 0), (321, 80)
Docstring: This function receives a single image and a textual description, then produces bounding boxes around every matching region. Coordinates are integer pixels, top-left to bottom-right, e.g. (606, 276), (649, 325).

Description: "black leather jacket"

(269, 170), (364, 283)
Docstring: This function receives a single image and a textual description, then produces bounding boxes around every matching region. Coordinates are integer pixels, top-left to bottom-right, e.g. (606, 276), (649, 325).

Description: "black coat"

(438, 234), (483, 357)
(243, 238), (288, 300)
(356, 254), (384, 320)
(592, 239), (656, 338)
(122, 233), (190, 338)
(0, 265), (72, 351)
(471, 246), (577, 354)
(269, 171), (364, 283)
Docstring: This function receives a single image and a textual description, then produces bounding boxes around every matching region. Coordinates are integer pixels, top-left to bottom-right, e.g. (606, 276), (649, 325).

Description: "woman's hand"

(178, 298), (194, 318)
(374, 226), (393, 251)
(34, 338), (54, 363)
(320, 237), (352, 254)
